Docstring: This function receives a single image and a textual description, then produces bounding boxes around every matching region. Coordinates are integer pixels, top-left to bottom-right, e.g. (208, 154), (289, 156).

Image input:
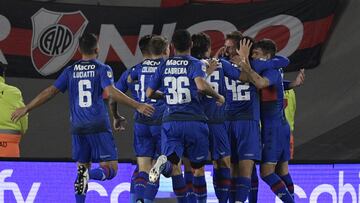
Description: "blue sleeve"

(272, 55), (290, 68)
(115, 70), (129, 93)
(250, 59), (274, 74)
(53, 68), (69, 93)
(262, 69), (279, 86)
(283, 80), (291, 90)
(148, 63), (163, 91)
(221, 59), (241, 81)
(100, 65), (114, 89)
(129, 66), (139, 81)
(191, 61), (206, 79)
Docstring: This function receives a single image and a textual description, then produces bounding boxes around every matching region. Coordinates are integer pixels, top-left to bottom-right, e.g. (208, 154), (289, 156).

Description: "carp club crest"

(31, 8), (88, 76)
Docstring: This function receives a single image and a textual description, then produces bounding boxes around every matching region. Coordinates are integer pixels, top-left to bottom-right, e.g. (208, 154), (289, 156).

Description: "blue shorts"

(228, 120), (261, 162)
(261, 122), (291, 163)
(208, 123), (230, 160)
(134, 122), (161, 158)
(161, 121), (209, 163)
(72, 132), (118, 163)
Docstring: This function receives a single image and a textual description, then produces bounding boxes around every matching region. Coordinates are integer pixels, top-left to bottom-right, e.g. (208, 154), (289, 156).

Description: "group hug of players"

(11, 29), (304, 203)
(111, 29), (304, 203)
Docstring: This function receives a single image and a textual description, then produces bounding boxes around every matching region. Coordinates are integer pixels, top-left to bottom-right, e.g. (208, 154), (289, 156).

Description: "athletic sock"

(193, 175), (207, 203)
(280, 173), (295, 200)
(249, 166), (259, 203)
(172, 174), (188, 203)
(235, 177), (251, 202)
(184, 171), (196, 203)
(134, 171), (149, 201)
(262, 173), (294, 203)
(214, 168), (231, 203)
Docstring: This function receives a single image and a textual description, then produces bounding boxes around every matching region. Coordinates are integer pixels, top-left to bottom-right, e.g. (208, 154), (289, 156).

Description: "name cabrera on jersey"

(130, 58), (166, 125)
(202, 58), (241, 123)
(54, 59), (114, 135)
(149, 55), (207, 122)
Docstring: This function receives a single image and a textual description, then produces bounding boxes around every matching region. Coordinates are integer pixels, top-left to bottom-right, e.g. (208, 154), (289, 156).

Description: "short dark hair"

(0, 62), (7, 77)
(191, 32), (211, 59)
(172, 29), (192, 52)
(139, 34), (154, 55)
(225, 31), (243, 49)
(149, 36), (168, 56)
(79, 33), (98, 55)
(253, 39), (277, 58)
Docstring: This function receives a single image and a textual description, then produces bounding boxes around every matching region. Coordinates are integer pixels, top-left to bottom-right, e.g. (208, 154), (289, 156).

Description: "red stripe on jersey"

(260, 86), (277, 102)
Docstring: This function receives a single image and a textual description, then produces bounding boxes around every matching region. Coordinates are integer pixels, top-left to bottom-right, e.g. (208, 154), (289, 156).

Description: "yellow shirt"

(0, 76), (28, 135)
(284, 89), (296, 132)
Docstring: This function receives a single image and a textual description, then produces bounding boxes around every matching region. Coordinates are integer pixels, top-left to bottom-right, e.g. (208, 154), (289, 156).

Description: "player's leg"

(228, 121), (238, 203)
(276, 161), (294, 200)
(233, 120), (261, 203)
(130, 165), (139, 203)
(277, 123), (295, 200)
(150, 121), (187, 202)
(209, 123), (231, 203)
(183, 157), (196, 203)
(86, 132), (119, 182)
(144, 125), (163, 203)
(248, 164), (259, 203)
(133, 123), (154, 202)
(72, 134), (91, 203)
(186, 121), (209, 203)
(260, 126), (294, 203)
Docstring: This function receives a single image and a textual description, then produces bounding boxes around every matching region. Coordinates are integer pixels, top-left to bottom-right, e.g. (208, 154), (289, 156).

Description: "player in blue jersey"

(146, 30), (225, 203)
(237, 39), (295, 203)
(127, 35), (170, 203)
(191, 32), (250, 203)
(220, 35), (291, 203)
(109, 34), (154, 203)
(11, 33), (155, 203)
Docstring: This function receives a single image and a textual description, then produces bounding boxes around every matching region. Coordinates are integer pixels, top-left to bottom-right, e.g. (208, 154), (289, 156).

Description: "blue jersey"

(130, 58), (166, 125)
(115, 69), (140, 102)
(54, 59), (114, 134)
(260, 57), (289, 126)
(149, 55), (207, 122)
(202, 58), (241, 123)
(224, 59), (279, 121)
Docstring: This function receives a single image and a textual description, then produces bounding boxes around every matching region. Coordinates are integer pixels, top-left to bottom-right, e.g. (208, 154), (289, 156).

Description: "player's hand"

(294, 68), (305, 87)
(11, 107), (28, 122)
(236, 38), (253, 62)
(204, 58), (218, 76)
(213, 46), (225, 58)
(113, 116), (126, 132)
(216, 95), (225, 106)
(137, 103), (155, 117)
(230, 55), (242, 67)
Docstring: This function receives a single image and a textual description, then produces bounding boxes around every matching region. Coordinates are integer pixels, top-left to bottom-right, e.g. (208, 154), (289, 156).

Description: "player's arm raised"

(237, 39), (270, 89)
(105, 85), (154, 117)
(11, 85), (60, 122)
